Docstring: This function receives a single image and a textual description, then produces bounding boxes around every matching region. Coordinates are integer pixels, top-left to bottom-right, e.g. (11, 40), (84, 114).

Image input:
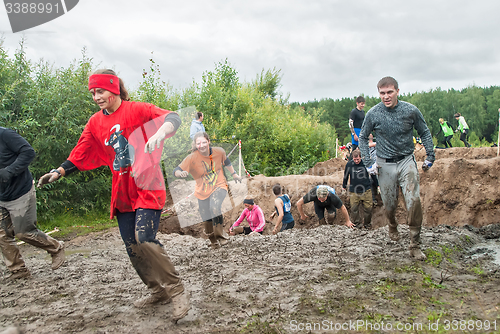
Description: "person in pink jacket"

(229, 199), (266, 236)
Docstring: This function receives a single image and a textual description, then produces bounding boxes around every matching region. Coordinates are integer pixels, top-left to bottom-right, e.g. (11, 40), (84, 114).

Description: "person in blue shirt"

(271, 184), (295, 234)
(349, 96), (366, 152)
(189, 112), (206, 140)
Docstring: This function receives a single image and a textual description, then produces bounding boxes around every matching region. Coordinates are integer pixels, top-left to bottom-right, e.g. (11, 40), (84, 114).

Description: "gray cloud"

(1, 0), (499, 102)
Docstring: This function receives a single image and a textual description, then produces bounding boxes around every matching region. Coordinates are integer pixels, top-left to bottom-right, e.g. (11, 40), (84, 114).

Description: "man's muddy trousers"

(377, 154), (424, 249)
(0, 185), (63, 272)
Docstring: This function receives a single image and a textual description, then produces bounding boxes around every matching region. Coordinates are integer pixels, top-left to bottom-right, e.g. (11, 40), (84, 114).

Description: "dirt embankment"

(160, 147), (500, 237)
(1, 147), (500, 334)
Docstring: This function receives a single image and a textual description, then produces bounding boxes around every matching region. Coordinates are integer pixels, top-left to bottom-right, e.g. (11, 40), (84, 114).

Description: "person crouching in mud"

(37, 69), (190, 322)
(174, 132), (242, 248)
(229, 198), (266, 236)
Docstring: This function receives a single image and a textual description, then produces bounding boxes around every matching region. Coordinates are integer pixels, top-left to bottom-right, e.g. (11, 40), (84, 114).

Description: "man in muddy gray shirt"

(358, 77), (434, 260)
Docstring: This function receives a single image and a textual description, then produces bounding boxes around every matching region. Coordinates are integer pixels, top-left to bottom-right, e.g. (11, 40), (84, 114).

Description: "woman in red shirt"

(38, 69), (190, 322)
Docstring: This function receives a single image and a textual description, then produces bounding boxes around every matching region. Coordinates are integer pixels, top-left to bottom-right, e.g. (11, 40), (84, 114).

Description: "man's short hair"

(356, 96), (365, 103)
(196, 112), (203, 120)
(351, 149), (361, 158)
(377, 76), (399, 90)
(272, 184), (282, 196)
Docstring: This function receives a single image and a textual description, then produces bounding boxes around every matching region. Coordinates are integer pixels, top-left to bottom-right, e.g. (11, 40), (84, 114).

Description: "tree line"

(292, 85), (500, 147)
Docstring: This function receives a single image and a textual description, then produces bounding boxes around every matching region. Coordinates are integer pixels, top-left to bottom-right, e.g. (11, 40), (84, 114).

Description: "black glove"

(0, 168), (12, 183)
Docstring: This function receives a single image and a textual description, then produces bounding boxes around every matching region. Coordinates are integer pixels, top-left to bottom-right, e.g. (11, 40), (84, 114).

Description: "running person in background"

(358, 76), (435, 260)
(454, 113), (471, 147)
(229, 198), (265, 236)
(296, 185), (354, 228)
(37, 69), (190, 322)
(349, 96), (366, 152)
(271, 184), (294, 234)
(437, 118), (454, 148)
(174, 132), (242, 248)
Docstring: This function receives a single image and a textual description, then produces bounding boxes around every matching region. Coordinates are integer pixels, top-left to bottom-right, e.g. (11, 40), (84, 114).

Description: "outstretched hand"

(37, 172), (60, 188)
(145, 130), (166, 154)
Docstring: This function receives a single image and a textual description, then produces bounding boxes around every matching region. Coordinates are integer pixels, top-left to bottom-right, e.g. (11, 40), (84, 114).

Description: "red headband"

(88, 74), (120, 95)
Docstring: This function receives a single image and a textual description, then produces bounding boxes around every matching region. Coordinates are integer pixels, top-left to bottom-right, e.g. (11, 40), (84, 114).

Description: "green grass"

(37, 211), (116, 239)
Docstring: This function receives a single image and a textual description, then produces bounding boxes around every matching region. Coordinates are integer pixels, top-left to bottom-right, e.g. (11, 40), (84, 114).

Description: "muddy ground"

(1, 147), (500, 333)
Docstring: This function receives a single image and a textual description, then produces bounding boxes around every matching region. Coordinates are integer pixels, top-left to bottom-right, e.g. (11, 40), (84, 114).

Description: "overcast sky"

(1, 0), (499, 102)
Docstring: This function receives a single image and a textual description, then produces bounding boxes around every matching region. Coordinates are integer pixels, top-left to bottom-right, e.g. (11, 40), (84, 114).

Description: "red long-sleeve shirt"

(68, 101), (175, 218)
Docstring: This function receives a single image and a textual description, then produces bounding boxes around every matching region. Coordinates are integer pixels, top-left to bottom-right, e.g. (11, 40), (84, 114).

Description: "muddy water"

(470, 240), (500, 266)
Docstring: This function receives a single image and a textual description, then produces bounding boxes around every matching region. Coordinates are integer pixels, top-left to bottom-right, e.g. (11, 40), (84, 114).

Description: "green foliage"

(210, 98), (336, 176)
(37, 211), (116, 238)
(0, 43), (112, 220)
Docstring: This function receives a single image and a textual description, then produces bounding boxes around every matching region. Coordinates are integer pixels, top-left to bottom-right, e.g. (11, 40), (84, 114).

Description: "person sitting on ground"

(342, 149), (373, 229)
(296, 185), (354, 228)
(437, 118), (454, 148)
(271, 184), (295, 234)
(229, 198), (265, 236)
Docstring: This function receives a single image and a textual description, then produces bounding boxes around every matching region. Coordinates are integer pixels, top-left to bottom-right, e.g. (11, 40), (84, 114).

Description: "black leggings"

(460, 129), (470, 147)
(198, 188), (227, 225)
(443, 135), (453, 148)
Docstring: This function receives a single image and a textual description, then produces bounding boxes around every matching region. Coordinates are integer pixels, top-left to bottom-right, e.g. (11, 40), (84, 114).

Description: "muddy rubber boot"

(171, 290), (191, 323)
(409, 227), (426, 260)
(409, 247), (426, 260)
(5, 268), (31, 281)
(388, 225), (399, 241)
(363, 209), (372, 230)
(203, 221), (219, 249)
(51, 241), (65, 270)
(133, 287), (171, 308)
(213, 216), (229, 246)
(318, 218), (326, 226)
